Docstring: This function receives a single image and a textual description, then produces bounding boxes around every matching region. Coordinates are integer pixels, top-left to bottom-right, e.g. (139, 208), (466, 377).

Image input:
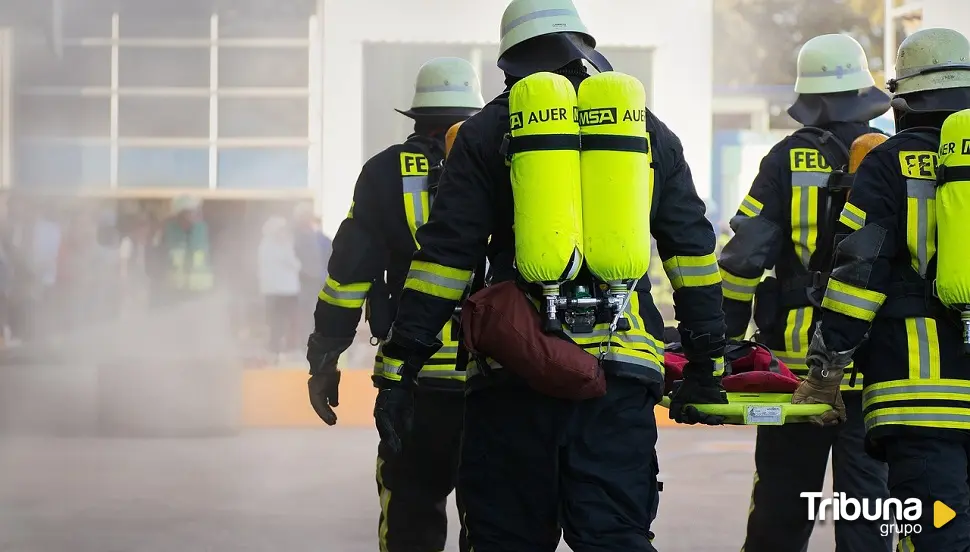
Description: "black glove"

(374, 378), (415, 455)
(307, 333), (353, 426)
(372, 334), (440, 454)
(668, 361), (728, 426)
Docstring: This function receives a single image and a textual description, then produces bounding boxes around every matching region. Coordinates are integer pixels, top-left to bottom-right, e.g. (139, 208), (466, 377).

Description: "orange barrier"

(242, 368), (680, 428)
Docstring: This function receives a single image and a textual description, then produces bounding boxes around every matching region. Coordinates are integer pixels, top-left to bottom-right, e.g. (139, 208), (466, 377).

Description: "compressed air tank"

(508, 72), (584, 284)
(936, 108), (970, 308)
(577, 72), (653, 283)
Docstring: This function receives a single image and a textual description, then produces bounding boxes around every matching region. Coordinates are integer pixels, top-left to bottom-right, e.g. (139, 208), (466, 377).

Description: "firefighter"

(718, 34), (893, 552)
(793, 27), (970, 552)
(369, 1), (727, 550)
(305, 57), (484, 552)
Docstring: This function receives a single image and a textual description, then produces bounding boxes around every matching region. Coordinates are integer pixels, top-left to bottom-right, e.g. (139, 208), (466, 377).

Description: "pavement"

(0, 427), (838, 552)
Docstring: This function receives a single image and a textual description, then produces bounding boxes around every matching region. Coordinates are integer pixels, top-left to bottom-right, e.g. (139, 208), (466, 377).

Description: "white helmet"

(497, 0), (610, 77)
(888, 28), (970, 96)
(396, 57), (484, 119)
(794, 34), (875, 94)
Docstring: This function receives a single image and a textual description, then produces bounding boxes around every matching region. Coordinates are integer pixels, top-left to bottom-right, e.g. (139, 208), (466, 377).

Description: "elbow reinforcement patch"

(830, 223), (887, 289)
(508, 72), (584, 284)
(578, 71), (653, 283)
(719, 215), (782, 278)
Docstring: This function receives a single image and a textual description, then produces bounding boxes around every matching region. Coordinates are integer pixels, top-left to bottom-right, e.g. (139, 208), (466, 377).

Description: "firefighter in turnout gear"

(794, 27), (970, 552)
(306, 57), (484, 552)
(718, 34), (894, 552)
(371, 1), (727, 550)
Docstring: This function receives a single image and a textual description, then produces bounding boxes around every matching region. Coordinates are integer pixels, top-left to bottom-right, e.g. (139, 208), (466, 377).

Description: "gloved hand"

(792, 326), (854, 426)
(668, 362), (728, 426)
(307, 333), (353, 426)
(374, 378), (415, 455)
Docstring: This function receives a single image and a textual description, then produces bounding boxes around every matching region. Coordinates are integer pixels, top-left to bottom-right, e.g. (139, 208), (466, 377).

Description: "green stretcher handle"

(660, 392), (834, 425)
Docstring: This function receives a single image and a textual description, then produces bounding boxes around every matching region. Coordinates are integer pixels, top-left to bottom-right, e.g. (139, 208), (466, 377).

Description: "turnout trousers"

(886, 436), (970, 552)
(742, 391), (892, 552)
(459, 374), (661, 552)
(376, 388), (466, 552)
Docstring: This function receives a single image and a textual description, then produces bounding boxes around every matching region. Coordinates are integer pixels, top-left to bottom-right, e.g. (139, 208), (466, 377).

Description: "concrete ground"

(0, 427), (837, 552)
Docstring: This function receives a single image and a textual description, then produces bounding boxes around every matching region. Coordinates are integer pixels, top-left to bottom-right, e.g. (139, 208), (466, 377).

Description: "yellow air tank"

(577, 72), (653, 286)
(935, 109), (970, 352)
(445, 121), (463, 159)
(507, 72), (584, 286)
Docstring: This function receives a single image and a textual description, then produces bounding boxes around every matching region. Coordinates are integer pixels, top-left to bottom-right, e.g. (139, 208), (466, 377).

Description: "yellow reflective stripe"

(720, 268), (761, 302)
(713, 356), (725, 377)
(790, 172), (825, 267)
(318, 276), (372, 308)
(376, 456), (391, 552)
(381, 357), (404, 381)
(905, 317), (941, 380)
(738, 194), (763, 218)
(899, 536), (915, 552)
(404, 260), (472, 301)
(783, 307), (812, 361)
(821, 279), (886, 322)
(662, 253), (721, 290)
(838, 202), (866, 231)
(403, 176), (431, 247)
(773, 348), (860, 388)
(905, 179), (937, 277)
(863, 378), (970, 431)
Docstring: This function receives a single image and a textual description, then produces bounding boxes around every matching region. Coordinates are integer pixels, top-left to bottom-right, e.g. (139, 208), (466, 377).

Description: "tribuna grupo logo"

(801, 492), (924, 537)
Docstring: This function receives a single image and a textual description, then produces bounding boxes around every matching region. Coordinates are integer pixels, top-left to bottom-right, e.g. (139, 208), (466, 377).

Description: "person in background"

(8, 194), (61, 340)
(119, 213), (152, 316)
(292, 202), (325, 349)
(152, 195), (214, 307)
(312, 215), (332, 281)
(258, 216), (302, 363)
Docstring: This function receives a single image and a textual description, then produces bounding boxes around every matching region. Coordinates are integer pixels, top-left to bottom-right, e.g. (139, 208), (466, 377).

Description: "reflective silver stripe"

(418, 370), (465, 379)
(721, 279), (757, 296)
(839, 206), (865, 229)
(792, 171), (828, 266)
(824, 288), (882, 316)
(432, 346), (460, 356)
(600, 349), (662, 373)
(501, 8), (576, 35)
(624, 299), (641, 331)
(774, 353), (808, 372)
(664, 261), (719, 282)
(562, 324), (663, 351)
(403, 175), (430, 231)
(799, 64), (864, 79)
(320, 280), (368, 302)
(788, 307), (808, 354)
(864, 383), (970, 400)
(740, 195), (762, 216)
(907, 179), (936, 277)
(416, 84), (475, 93)
(916, 317), (932, 379)
(383, 361), (404, 376)
(865, 412), (970, 431)
(406, 269), (469, 293)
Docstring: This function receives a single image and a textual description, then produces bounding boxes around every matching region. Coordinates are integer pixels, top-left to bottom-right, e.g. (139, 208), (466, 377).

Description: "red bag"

(663, 341), (800, 395)
(461, 281), (607, 400)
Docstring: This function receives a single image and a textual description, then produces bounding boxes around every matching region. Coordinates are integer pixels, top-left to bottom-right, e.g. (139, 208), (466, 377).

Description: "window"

(219, 48), (308, 88)
(118, 147), (208, 188)
(219, 97), (308, 138)
(218, 148), (307, 189)
(62, 12), (113, 39)
(19, 47), (111, 87)
(119, 97), (209, 138)
(216, 0), (315, 38)
(16, 142), (110, 190)
(119, 14), (211, 38)
(119, 47), (210, 88)
(18, 96), (110, 138)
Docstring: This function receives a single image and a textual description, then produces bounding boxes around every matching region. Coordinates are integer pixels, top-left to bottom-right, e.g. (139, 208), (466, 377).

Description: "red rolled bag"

(461, 281), (606, 400)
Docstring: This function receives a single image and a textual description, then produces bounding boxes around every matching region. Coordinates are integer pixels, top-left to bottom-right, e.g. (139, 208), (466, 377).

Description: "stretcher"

(660, 337), (835, 425)
(659, 392), (833, 425)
